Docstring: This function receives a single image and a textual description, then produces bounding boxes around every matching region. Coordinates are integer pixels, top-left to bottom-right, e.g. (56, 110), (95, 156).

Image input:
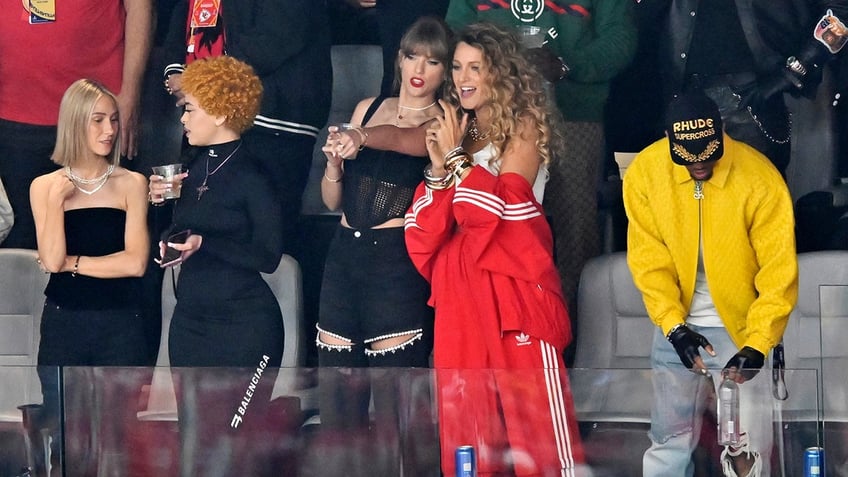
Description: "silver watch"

(786, 56), (807, 77)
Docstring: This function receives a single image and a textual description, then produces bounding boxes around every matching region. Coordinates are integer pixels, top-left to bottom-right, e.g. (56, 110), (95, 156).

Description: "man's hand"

(667, 324), (716, 373)
(116, 90), (140, 159)
(738, 68), (801, 114)
(525, 47), (569, 83)
(722, 346), (765, 383)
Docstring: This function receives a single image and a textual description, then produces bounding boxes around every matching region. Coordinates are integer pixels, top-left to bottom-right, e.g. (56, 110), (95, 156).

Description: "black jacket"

(641, 0), (848, 95)
(164, 0), (332, 138)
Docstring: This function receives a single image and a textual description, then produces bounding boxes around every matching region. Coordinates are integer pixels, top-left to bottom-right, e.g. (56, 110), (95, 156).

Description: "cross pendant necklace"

(197, 142), (242, 200)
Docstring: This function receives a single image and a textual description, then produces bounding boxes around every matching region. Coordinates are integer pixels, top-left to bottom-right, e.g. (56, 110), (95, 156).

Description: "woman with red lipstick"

(29, 78), (151, 466)
(315, 16), (452, 477)
(404, 23), (588, 476)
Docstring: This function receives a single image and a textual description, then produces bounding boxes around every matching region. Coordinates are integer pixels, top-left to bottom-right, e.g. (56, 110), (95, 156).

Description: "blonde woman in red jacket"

(404, 23), (586, 477)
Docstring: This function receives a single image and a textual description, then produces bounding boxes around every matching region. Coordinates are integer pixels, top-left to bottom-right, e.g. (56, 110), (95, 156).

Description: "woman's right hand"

(322, 126), (344, 166)
(49, 172), (77, 203)
(148, 171), (188, 204)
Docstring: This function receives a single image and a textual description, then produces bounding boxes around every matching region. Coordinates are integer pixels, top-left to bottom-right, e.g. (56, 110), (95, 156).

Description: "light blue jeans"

(642, 325), (773, 477)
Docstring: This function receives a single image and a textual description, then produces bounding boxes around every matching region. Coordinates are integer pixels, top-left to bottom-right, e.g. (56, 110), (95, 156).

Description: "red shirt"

(0, 1), (126, 125)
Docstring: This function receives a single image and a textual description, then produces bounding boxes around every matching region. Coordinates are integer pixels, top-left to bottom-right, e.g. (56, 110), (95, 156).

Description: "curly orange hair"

(181, 56), (263, 134)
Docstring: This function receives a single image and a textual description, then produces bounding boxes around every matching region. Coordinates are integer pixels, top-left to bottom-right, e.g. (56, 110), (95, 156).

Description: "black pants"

(168, 300), (284, 477)
(37, 300), (148, 475)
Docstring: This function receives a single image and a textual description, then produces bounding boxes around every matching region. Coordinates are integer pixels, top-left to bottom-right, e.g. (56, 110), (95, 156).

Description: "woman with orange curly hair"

(148, 56), (284, 474)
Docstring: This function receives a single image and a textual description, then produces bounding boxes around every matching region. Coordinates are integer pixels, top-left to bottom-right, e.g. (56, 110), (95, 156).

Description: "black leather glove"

(738, 68), (800, 113)
(723, 346), (765, 382)
(666, 324), (713, 370)
(525, 46), (569, 83)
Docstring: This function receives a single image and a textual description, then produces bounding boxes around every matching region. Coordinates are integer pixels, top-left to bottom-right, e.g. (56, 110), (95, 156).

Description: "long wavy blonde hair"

(448, 22), (565, 169)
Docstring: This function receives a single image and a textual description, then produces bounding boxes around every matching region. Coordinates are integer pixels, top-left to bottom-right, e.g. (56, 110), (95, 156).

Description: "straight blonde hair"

(51, 79), (121, 167)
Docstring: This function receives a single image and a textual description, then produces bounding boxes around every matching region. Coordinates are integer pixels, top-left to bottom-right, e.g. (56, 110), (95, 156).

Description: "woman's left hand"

(158, 233), (203, 265)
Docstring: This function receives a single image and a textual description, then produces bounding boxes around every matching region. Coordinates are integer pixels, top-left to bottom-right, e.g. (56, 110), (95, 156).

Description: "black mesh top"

(341, 96), (429, 229)
(44, 207), (140, 310)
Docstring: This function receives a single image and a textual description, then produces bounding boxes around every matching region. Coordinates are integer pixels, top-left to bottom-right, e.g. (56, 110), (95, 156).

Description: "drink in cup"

(152, 163), (184, 199)
(517, 25), (545, 49)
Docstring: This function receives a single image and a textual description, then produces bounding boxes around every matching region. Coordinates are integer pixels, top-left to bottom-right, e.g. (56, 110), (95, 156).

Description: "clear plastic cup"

(517, 25), (545, 49)
(151, 163), (184, 199)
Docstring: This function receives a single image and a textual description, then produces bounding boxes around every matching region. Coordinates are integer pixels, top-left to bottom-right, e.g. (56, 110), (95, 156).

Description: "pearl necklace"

(197, 142), (242, 200)
(397, 101), (437, 120)
(66, 164), (115, 196)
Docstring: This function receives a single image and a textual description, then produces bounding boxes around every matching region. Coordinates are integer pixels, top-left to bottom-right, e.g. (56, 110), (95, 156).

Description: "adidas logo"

(515, 333), (532, 346)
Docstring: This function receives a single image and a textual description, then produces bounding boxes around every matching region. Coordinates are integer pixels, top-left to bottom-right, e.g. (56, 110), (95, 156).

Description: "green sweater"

(622, 135), (798, 353)
(446, 0), (637, 122)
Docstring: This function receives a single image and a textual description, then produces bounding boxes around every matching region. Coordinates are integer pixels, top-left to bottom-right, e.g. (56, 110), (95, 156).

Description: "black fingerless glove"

(666, 324), (713, 369)
(723, 346), (765, 382)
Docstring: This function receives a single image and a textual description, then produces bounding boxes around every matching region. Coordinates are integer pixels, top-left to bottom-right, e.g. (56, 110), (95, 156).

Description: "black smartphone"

(157, 229), (190, 268)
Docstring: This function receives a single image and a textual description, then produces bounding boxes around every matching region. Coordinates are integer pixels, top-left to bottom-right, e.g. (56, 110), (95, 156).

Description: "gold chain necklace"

(467, 117), (490, 142)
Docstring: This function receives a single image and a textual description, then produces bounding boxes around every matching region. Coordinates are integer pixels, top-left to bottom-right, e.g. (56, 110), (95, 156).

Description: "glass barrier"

(0, 365), (60, 477)
(820, 284), (848, 475)
(0, 366), (829, 477)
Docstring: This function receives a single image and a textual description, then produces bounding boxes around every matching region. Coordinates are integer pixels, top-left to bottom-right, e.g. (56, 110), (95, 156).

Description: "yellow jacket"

(623, 135), (798, 354)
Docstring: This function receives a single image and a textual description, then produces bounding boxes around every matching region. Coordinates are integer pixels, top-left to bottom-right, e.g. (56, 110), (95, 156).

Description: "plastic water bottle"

(718, 373), (740, 445)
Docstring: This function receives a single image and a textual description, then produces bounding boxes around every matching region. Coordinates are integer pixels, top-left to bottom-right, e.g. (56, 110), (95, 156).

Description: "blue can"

(455, 445), (476, 477)
(805, 446), (825, 477)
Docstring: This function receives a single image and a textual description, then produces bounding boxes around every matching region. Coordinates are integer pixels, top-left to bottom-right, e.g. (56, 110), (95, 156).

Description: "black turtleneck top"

(166, 140), (284, 314)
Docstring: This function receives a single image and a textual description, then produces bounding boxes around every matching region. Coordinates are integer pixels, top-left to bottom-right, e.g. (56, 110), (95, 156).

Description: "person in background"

(623, 91), (797, 476)
(404, 23), (588, 476)
(314, 16), (451, 477)
(30, 79), (150, 474)
(149, 56), (284, 477)
(162, 0), (332, 249)
(638, 0), (848, 175)
(445, 1), (637, 361)
(0, 0), (152, 250)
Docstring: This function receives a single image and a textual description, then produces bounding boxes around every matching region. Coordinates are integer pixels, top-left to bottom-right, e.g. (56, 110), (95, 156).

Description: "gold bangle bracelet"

(353, 127), (368, 151)
(424, 175), (454, 190)
(423, 163), (454, 190)
(445, 153), (473, 175)
(450, 159), (474, 180)
(324, 172), (343, 183)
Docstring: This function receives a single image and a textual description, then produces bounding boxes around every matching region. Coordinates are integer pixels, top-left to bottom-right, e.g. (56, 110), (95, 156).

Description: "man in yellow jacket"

(623, 91), (798, 477)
